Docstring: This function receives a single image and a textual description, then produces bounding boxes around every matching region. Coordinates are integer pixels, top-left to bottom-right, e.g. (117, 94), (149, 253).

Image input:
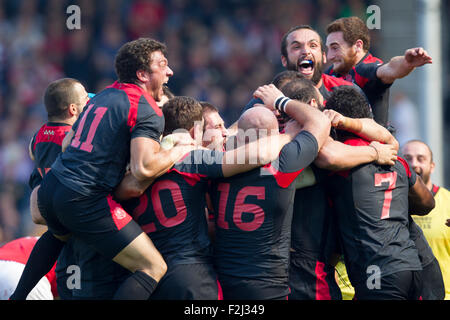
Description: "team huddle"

(2, 17), (449, 300)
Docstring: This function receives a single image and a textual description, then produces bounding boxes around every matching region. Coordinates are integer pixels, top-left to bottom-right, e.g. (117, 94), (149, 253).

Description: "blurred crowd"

(0, 0), (417, 244)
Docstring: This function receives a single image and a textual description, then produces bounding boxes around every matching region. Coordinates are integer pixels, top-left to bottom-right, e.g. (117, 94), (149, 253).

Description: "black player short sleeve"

(130, 95), (164, 142)
(241, 97), (263, 114)
(173, 149), (224, 179)
(278, 130), (318, 173)
(398, 156), (417, 187)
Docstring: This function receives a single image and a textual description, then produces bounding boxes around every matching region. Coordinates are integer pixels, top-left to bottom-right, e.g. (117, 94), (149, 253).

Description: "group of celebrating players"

(2, 16), (448, 300)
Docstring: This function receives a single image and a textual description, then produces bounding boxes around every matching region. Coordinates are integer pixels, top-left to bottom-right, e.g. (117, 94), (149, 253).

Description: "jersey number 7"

(374, 171), (398, 219)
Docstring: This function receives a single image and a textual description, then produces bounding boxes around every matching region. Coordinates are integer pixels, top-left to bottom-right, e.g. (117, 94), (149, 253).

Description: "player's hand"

(253, 84), (284, 111)
(404, 47), (432, 67)
(323, 109), (363, 132)
(323, 109), (346, 128)
(283, 119), (302, 139)
(370, 141), (397, 165)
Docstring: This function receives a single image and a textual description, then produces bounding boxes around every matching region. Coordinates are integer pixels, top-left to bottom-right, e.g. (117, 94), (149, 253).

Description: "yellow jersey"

(335, 260), (354, 300)
(412, 185), (450, 300)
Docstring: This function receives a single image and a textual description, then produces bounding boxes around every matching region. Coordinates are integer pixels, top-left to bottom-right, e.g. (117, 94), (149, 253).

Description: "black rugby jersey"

(211, 131), (318, 283)
(325, 53), (392, 126)
(123, 149), (224, 267)
(326, 137), (422, 286)
(51, 81), (164, 196)
(28, 122), (72, 189)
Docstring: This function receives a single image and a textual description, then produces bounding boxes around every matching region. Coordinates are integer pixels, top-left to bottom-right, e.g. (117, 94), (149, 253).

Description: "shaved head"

(238, 107), (279, 132)
(401, 140), (435, 189)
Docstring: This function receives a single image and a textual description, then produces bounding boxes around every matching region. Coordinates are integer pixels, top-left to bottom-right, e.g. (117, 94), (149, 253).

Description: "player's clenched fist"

(253, 84), (284, 111)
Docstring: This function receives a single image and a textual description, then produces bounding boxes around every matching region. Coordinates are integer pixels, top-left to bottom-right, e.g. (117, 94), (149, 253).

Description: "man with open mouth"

(280, 25), (360, 102)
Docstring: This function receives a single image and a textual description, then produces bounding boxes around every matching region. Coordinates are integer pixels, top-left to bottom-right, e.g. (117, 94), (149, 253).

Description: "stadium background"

(0, 0), (448, 244)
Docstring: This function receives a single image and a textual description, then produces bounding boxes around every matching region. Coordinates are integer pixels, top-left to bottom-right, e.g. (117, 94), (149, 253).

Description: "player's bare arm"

(30, 186), (46, 225)
(323, 109), (399, 150)
(408, 175), (435, 216)
(28, 137), (35, 161)
(253, 84), (331, 150)
(221, 129), (298, 178)
(314, 136), (397, 171)
(130, 137), (196, 181)
(119, 139), (196, 199)
(376, 47), (432, 84)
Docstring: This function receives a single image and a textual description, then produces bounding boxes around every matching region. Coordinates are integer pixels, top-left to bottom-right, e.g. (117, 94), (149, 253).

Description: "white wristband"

(274, 95), (291, 113)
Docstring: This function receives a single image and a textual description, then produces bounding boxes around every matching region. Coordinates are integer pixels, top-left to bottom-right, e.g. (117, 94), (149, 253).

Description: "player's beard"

(285, 58), (324, 86)
(333, 48), (358, 75)
(416, 168), (432, 187)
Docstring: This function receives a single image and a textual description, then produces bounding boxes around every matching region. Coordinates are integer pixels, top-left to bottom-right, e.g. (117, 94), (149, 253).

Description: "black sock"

(113, 271), (158, 300)
(9, 231), (65, 300)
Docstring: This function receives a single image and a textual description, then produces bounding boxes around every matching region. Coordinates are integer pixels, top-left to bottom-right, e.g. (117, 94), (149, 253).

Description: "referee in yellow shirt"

(402, 140), (450, 300)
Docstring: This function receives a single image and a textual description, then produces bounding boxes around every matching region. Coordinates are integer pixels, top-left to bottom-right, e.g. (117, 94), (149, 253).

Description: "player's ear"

(192, 120), (204, 143)
(355, 39), (364, 53)
(430, 161), (435, 175)
(281, 55), (287, 68)
(310, 98), (319, 109)
(68, 104), (78, 117)
(136, 69), (150, 83)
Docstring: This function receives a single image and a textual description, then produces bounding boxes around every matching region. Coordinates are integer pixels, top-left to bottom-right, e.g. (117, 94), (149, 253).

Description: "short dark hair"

(326, 86), (372, 141)
(280, 25), (325, 59)
(271, 70), (305, 89)
(280, 78), (319, 104)
(44, 78), (83, 119)
(200, 101), (219, 115)
(326, 17), (370, 51)
(325, 86), (372, 119)
(114, 38), (167, 84)
(162, 96), (203, 135)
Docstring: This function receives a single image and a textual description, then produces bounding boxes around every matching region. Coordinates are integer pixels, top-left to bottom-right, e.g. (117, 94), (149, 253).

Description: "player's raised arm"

(130, 136), (196, 182)
(376, 47), (432, 84)
(253, 84), (331, 151)
(315, 137), (397, 171)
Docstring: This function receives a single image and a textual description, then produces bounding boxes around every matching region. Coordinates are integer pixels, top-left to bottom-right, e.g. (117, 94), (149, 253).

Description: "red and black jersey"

(289, 165), (342, 300)
(28, 122), (72, 189)
(122, 149), (224, 267)
(51, 81), (164, 196)
(210, 131), (318, 292)
(290, 165), (339, 264)
(319, 73), (363, 103)
(325, 53), (392, 126)
(326, 137), (422, 286)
